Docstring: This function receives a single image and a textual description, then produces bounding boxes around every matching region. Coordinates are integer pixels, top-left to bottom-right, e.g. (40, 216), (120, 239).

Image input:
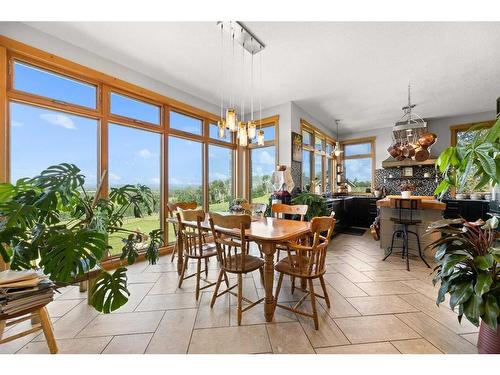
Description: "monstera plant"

(0, 163), (163, 313)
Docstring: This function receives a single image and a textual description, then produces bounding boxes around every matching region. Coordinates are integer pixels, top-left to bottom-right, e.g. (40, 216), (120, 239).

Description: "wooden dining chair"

(240, 202), (268, 257)
(274, 216), (336, 330)
(176, 209), (218, 300)
(208, 212), (265, 325)
(166, 201), (197, 263)
(271, 203), (308, 261)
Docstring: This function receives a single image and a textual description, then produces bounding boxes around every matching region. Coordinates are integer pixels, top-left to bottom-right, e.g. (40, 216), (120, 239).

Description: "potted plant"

(400, 182), (416, 199)
(432, 118), (500, 353)
(291, 192), (327, 221)
(426, 217), (499, 353)
(0, 163), (162, 313)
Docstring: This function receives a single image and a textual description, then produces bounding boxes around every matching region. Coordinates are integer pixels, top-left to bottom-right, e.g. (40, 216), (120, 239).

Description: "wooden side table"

(0, 304), (58, 354)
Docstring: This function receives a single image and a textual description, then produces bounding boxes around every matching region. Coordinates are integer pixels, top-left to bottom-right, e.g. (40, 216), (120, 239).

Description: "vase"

(478, 321), (500, 354)
(401, 191), (411, 199)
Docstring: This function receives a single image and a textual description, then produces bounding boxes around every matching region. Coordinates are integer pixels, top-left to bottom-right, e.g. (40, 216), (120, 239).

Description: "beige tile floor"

(1, 232), (479, 354)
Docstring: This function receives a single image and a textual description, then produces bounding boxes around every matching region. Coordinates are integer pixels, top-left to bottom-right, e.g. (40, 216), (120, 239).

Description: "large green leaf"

(449, 282), (474, 310)
(473, 254), (494, 270)
(463, 294), (482, 327)
(441, 254), (468, 277)
(31, 163), (85, 205)
(474, 272), (493, 296)
(90, 267), (130, 313)
(145, 229), (164, 265)
(39, 228), (106, 282)
(481, 294), (499, 330)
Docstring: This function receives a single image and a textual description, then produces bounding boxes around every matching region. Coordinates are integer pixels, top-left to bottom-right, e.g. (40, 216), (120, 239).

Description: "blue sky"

(10, 61), (242, 190)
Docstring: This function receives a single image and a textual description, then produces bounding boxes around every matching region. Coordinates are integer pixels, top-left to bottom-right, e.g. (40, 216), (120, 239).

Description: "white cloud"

(136, 148), (153, 159)
(39, 113), (76, 130)
(256, 150), (274, 165)
(12, 121), (23, 128)
(149, 177), (160, 184)
(109, 173), (121, 181)
(211, 172), (228, 180)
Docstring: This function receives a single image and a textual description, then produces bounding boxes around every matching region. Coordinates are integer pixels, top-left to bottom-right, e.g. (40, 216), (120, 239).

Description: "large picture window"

(10, 102), (98, 187)
(247, 116), (278, 203)
(168, 136), (203, 207)
(208, 145), (233, 211)
(250, 146), (276, 203)
(108, 123), (161, 255)
(3, 42), (236, 261)
(341, 137), (375, 193)
(301, 120), (335, 193)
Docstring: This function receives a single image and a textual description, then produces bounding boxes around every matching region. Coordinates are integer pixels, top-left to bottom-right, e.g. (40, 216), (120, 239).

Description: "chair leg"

(195, 259), (202, 300)
(210, 269), (224, 308)
(178, 256), (187, 288)
(204, 258), (209, 278)
(170, 242), (176, 262)
(308, 279), (319, 330)
(258, 244), (263, 258)
(38, 307), (58, 354)
(319, 275), (330, 308)
(275, 272), (284, 304)
(409, 230), (430, 268)
(403, 227), (410, 271)
(0, 319), (5, 341)
(237, 274), (243, 326)
(383, 229), (399, 261)
(276, 249), (281, 261)
(291, 276), (296, 294)
(223, 270), (230, 288)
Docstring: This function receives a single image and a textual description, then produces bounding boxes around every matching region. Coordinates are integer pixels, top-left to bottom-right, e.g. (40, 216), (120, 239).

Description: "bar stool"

(383, 198), (430, 271)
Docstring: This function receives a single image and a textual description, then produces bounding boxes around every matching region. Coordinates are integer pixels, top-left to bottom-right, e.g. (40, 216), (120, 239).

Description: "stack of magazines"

(0, 270), (54, 316)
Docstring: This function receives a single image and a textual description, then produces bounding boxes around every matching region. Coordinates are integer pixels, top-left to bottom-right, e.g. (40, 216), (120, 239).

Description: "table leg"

(260, 242), (276, 322)
(176, 231), (184, 276)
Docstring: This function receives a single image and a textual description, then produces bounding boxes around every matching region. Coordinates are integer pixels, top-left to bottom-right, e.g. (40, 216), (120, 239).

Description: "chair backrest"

(167, 201), (198, 238)
(271, 203), (308, 221)
(208, 212), (252, 272)
(176, 209), (206, 257)
(241, 202), (267, 215)
(286, 216), (336, 277)
(389, 198), (421, 223)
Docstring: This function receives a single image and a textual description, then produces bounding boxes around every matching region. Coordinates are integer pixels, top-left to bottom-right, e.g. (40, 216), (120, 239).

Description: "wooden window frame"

(300, 119), (336, 193)
(0, 35), (238, 263)
(340, 136), (376, 193)
(246, 115), (279, 202)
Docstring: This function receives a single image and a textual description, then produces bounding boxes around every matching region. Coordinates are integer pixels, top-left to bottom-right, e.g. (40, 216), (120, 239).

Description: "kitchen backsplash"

(374, 166), (448, 197)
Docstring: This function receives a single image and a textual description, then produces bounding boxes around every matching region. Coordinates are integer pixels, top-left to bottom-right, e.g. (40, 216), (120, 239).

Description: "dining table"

(167, 213), (311, 322)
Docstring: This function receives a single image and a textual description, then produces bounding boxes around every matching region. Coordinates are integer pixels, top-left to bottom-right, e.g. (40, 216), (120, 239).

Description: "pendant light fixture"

(226, 22), (238, 132)
(334, 120), (343, 157)
(217, 23), (226, 139)
(257, 46), (265, 146)
(216, 22), (265, 145)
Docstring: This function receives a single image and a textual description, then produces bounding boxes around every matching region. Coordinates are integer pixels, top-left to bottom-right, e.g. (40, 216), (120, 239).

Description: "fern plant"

(291, 192), (328, 221)
(0, 163), (163, 313)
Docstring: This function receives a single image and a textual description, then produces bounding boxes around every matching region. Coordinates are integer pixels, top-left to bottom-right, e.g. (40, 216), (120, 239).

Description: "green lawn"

(107, 197), (268, 256)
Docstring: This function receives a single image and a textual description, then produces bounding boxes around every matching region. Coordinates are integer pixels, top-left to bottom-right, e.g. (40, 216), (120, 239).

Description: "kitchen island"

(376, 196), (445, 259)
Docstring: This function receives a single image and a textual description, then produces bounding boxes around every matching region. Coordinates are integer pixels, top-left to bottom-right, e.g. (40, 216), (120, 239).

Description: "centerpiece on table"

(400, 181), (416, 199)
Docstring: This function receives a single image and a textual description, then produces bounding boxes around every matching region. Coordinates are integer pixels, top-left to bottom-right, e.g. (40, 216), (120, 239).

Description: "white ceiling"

(25, 22), (500, 134)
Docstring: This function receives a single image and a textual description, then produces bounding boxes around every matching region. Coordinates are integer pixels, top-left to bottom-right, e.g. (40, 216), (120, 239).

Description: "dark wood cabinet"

(351, 197), (379, 228)
(442, 199), (489, 222)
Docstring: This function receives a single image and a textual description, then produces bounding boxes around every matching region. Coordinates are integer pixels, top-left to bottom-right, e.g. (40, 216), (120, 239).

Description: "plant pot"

(455, 193), (468, 200)
(478, 321), (500, 354)
(401, 191), (412, 199)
